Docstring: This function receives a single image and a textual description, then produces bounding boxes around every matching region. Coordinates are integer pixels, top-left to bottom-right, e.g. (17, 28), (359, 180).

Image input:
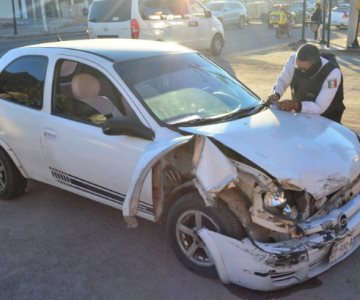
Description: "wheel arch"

(0, 139), (28, 178)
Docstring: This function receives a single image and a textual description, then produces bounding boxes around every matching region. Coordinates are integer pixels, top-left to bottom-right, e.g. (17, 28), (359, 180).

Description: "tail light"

(131, 19), (140, 39)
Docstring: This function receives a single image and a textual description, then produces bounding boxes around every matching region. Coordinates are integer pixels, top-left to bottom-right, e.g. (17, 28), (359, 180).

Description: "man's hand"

(266, 93), (280, 105)
(278, 100), (301, 112)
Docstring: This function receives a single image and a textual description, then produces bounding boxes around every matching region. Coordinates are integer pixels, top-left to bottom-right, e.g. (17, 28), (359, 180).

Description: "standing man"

(267, 44), (345, 123)
(310, 3), (322, 40)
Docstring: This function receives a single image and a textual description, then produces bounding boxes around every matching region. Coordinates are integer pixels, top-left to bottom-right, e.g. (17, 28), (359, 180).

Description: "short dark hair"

(296, 44), (321, 62)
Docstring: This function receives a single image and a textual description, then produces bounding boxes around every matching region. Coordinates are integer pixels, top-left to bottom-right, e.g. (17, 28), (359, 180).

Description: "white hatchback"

(0, 40), (360, 291)
(87, 0), (225, 55)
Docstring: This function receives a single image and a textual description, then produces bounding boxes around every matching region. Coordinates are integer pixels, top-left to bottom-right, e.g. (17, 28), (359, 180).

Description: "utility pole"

(319, 0), (327, 44)
(327, 0), (333, 48)
(11, 0), (18, 35)
(300, 0), (307, 43)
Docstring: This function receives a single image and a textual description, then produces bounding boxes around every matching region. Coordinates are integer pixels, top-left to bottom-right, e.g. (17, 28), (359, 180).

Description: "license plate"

(329, 235), (352, 263)
(273, 24), (278, 28)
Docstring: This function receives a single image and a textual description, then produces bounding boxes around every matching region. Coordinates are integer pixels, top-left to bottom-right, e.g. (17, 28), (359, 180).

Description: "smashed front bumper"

(199, 193), (360, 291)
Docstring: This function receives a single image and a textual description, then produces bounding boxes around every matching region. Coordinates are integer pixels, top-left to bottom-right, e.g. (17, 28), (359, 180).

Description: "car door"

(187, 0), (212, 50)
(41, 57), (154, 218)
(0, 54), (50, 182)
(166, 0), (192, 45)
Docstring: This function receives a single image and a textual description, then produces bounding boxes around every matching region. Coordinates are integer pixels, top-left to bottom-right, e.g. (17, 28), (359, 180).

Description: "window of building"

(0, 55), (48, 109)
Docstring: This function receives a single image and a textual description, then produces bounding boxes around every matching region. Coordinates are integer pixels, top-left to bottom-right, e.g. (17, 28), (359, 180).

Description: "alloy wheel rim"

(176, 210), (220, 267)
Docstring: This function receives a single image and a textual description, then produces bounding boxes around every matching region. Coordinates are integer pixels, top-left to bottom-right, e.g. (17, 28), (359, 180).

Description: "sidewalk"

(220, 38), (360, 132)
(0, 18), (86, 39)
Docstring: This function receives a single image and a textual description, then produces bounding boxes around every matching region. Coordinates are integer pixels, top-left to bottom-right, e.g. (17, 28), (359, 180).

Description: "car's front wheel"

(166, 192), (243, 278)
(0, 148), (27, 199)
(210, 34), (224, 56)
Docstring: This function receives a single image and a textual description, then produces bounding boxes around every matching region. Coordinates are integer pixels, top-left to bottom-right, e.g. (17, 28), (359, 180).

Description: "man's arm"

(300, 68), (342, 114)
(273, 53), (296, 98)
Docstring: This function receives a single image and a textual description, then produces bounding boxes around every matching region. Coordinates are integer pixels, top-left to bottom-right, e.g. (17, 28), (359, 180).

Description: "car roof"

(25, 39), (194, 63)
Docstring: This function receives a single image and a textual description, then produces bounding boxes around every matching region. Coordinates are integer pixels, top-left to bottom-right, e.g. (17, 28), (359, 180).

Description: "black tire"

(0, 148), (27, 199)
(238, 16), (245, 28)
(166, 192), (244, 278)
(210, 34), (224, 56)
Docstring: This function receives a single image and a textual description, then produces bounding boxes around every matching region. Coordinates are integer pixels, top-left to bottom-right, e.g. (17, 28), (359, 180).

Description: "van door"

(87, 0), (132, 38)
(187, 0), (212, 50)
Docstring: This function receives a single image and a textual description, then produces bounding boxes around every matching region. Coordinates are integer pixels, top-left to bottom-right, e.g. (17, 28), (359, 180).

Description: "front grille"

(270, 271), (296, 282)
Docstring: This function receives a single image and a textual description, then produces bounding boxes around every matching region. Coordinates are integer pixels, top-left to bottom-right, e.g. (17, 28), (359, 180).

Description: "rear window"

(206, 3), (225, 11)
(89, 0), (131, 23)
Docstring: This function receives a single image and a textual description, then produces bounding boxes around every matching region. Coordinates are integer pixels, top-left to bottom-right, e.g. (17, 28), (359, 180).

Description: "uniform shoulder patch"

(327, 79), (337, 88)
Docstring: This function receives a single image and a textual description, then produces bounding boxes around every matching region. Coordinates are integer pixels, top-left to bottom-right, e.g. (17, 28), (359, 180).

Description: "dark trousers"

(314, 25), (319, 40)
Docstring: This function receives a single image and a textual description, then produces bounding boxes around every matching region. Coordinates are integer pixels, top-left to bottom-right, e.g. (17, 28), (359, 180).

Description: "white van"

(87, 0), (225, 55)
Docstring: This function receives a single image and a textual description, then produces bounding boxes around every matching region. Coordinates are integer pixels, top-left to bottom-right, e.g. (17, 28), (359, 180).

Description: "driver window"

(52, 60), (126, 126)
(189, 0), (206, 17)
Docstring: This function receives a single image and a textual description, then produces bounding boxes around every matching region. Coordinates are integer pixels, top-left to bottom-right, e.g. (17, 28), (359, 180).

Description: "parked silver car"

(206, 0), (247, 28)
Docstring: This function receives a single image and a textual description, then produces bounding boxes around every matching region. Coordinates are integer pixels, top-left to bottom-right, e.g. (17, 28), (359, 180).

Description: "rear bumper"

(199, 193), (360, 291)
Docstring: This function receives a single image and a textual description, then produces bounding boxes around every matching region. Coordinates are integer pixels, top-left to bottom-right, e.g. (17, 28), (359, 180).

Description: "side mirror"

(102, 116), (155, 140)
(205, 10), (212, 18)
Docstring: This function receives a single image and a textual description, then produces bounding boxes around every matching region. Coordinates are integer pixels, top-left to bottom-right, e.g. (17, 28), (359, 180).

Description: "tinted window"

(206, 3), (225, 11)
(139, 0), (189, 20)
(52, 60), (125, 126)
(89, 0), (131, 23)
(0, 55), (48, 109)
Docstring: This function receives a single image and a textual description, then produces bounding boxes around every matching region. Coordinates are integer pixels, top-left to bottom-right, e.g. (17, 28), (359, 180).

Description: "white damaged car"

(0, 39), (359, 291)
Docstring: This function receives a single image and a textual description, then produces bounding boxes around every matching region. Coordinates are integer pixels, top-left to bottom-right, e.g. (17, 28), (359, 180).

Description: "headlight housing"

(263, 191), (292, 217)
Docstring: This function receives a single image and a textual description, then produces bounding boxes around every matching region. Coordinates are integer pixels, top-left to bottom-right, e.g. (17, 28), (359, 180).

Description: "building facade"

(0, 0), (91, 20)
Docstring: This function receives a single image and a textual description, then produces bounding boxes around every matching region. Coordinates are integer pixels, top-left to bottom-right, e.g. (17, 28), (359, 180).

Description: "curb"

(0, 30), (85, 40)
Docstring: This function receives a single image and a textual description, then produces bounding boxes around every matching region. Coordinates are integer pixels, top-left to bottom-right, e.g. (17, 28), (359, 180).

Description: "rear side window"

(89, 0), (131, 22)
(0, 55), (48, 109)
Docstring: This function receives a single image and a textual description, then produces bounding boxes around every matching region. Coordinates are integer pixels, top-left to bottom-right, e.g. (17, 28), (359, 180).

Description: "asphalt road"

(0, 24), (358, 300)
(0, 22), (348, 57)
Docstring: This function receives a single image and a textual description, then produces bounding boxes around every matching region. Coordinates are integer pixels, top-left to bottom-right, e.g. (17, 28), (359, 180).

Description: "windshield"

(115, 53), (261, 125)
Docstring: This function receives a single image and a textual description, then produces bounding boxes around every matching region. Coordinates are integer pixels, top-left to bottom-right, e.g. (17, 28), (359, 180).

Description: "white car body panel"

(181, 108), (360, 199)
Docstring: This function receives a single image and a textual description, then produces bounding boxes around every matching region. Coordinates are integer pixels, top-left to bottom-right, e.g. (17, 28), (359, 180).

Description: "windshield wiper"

(218, 101), (268, 121)
(169, 102), (268, 127)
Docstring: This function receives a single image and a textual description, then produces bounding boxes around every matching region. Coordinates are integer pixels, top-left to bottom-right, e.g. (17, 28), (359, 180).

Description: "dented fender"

(123, 135), (238, 226)
(122, 135), (193, 227)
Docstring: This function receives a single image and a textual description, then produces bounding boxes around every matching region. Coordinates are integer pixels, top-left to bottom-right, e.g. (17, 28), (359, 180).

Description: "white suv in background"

(206, 1), (248, 28)
(87, 0), (225, 55)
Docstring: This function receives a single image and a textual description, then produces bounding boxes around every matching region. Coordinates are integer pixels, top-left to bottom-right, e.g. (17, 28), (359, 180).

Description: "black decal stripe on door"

(50, 167), (153, 214)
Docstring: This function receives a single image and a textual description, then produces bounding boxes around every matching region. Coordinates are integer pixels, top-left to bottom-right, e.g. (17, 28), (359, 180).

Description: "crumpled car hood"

(181, 108), (360, 199)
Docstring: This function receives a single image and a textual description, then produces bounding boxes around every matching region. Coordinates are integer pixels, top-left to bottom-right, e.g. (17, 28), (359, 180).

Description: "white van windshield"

(89, 0), (131, 22)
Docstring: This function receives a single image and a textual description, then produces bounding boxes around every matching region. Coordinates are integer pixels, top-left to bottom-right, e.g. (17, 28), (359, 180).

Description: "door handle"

(44, 128), (57, 138)
(188, 21), (199, 27)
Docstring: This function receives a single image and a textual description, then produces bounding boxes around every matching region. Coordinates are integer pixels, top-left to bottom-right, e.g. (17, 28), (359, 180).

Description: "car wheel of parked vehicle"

(210, 34), (224, 56)
(166, 192), (244, 278)
(238, 16), (246, 28)
(0, 148), (27, 199)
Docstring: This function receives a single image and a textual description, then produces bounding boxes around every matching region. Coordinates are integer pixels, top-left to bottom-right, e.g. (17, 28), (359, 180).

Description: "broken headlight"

(264, 191), (292, 217)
